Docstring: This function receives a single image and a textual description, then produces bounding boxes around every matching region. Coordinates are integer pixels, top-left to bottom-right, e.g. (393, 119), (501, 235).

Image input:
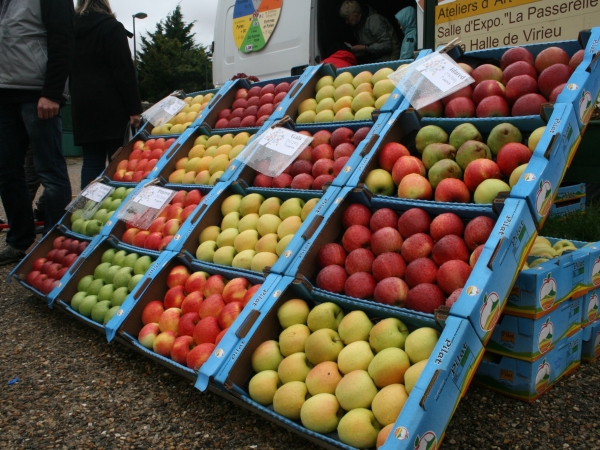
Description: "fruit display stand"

(8, 225), (92, 304)
(155, 124), (262, 187)
(101, 128), (185, 186)
(196, 76), (300, 133)
(225, 118), (386, 192)
(283, 185), (537, 345)
(52, 235), (170, 341)
(198, 275), (484, 450)
(581, 287), (599, 329)
(474, 329), (582, 402)
(174, 179), (340, 281)
(581, 318), (600, 362)
(113, 251), (281, 382)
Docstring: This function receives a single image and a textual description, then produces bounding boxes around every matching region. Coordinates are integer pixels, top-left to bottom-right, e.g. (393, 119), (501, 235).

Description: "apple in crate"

(70, 186), (135, 237)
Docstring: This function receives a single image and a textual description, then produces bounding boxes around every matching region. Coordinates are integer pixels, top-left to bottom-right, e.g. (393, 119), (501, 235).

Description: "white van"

(212, 0), (423, 87)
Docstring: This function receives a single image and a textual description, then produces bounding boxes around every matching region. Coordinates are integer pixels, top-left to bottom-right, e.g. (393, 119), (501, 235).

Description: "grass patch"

(540, 199), (600, 242)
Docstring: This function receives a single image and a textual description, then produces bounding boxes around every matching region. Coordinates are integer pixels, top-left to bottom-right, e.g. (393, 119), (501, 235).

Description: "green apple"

(368, 347), (410, 388)
(220, 194), (242, 216)
(404, 327), (440, 364)
(86, 278), (105, 296)
(199, 225), (221, 244)
(104, 265), (121, 284)
(337, 341), (374, 374)
(133, 255), (152, 275)
(84, 219), (103, 236)
(103, 305), (120, 325)
(216, 228), (239, 248)
(277, 352), (313, 384)
(277, 216), (302, 239)
(71, 209), (84, 224)
(301, 198), (319, 221)
(272, 381), (308, 421)
(473, 178), (511, 204)
(275, 234), (294, 256)
(404, 359), (428, 394)
(128, 273), (144, 292)
(369, 317), (409, 352)
(96, 283), (115, 302)
(91, 300), (112, 324)
(239, 193), (264, 216)
(258, 197), (282, 216)
(93, 208), (110, 224)
(77, 274), (95, 293)
(300, 393), (342, 434)
(509, 163), (528, 188)
(337, 408), (382, 449)
(338, 310), (373, 344)
(231, 249), (256, 270)
(108, 199), (122, 211)
(111, 250), (128, 267)
(256, 214), (282, 237)
(122, 252), (139, 268)
(307, 302), (344, 332)
(70, 291), (87, 311)
(196, 240), (218, 262)
(248, 370), (282, 406)
(221, 211), (240, 230)
(78, 294), (99, 317)
(213, 246), (236, 266)
(113, 267), (133, 290)
(277, 298), (310, 328)
(112, 186), (127, 199)
(279, 198), (305, 220)
(233, 229), (259, 252)
(110, 286), (129, 307)
(71, 218), (85, 234)
(279, 324), (311, 357)
(238, 213), (259, 232)
(304, 328), (344, 365)
(371, 383), (408, 426)
(305, 361), (343, 396)
(93, 262), (112, 281)
(365, 168), (395, 196)
(335, 370), (378, 411)
(251, 340), (285, 372)
(250, 252), (279, 273)
(101, 248), (116, 264)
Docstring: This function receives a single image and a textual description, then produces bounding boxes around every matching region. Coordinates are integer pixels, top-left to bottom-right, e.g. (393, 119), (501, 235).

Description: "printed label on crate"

(66, 182), (115, 219)
(587, 291), (599, 322)
(479, 292), (501, 331)
(538, 273), (557, 311)
(537, 318), (554, 354)
(236, 127), (313, 177)
(535, 359), (551, 393)
(535, 180), (553, 217)
(116, 186), (176, 229)
(592, 257), (600, 286)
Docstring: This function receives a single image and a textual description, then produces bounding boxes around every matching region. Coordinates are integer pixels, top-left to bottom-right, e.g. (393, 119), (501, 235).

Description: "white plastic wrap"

(141, 95), (187, 128)
(115, 185), (177, 229)
(388, 51), (474, 110)
(66, 182), (115, 220)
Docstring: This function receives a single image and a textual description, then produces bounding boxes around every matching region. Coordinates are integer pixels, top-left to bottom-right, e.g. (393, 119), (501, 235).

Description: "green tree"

(137, 6), (212, 102)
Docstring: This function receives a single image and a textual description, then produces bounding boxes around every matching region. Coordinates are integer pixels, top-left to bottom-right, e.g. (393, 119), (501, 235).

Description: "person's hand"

(37, 97), (59, 120)
(130, 115), (142, 128)
(351, 44), (367, 53)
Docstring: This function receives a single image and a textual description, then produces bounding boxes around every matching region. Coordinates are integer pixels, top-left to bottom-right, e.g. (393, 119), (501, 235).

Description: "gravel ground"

(1, 158), (600, 449)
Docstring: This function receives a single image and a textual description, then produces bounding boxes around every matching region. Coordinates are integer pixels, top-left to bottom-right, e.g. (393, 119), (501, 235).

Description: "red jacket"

(322, 50), (358, 69)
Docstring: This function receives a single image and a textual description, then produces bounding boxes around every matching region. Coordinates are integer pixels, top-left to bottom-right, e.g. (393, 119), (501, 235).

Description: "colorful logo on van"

(537, 318), (554, 354)
(535, 359), (551, 393)
(413, 431), (437, 450)
(232, 0), (282, 54)
(579, 90), (593, 124)
(587, 291), (599, 322)
(479, 292), (500, 331)
(592, 257), (600, 286)
(539, 274), (557, 310)
(535, 180), (552, 217)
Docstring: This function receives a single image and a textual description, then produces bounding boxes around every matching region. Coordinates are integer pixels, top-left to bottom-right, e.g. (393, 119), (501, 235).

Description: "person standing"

(339, 0), (400, 64)
(70, 0), (142, 189)
(0, 0), (74, 265)
(395, 6), (418, 60)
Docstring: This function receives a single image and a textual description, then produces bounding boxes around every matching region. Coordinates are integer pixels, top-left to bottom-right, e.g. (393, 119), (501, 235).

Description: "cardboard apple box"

(549, 197), (585, 219)
(554, 183), (586, 204)
(581, 288), (599, 328)
(581, 319), (600, 362)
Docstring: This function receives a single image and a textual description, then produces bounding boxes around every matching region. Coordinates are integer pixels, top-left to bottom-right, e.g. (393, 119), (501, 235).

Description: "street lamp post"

(132, 12), (147, 78)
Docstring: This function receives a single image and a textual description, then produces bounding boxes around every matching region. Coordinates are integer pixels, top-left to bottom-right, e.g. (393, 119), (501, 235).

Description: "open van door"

(212, 0), (316, 87)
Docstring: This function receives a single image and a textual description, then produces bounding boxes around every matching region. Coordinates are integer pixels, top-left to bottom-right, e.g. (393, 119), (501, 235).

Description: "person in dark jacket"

(339, 0), (400, 64)
(0, 0), (74, 265)
(71, 0), (142, 189)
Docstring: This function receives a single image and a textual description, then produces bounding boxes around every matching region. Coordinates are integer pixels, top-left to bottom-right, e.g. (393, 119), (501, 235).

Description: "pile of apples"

(195, 193), (319, 273)
(113, 138), (175, 182)
(522, 236), (580, 270)
(214, 81), (293, 129)
(121, 189), (204, 251)
(315, 203), (497, 313)
(248, 299), (440, 449)
(26, 236), (89, 294)
(150, 93), (214, 135)
(69, 248), (154, 325)
(137, 265), (261, 370)
(251, 126), (371, 190)
(296, 67), (401, 124)
(70, 187), (134, 237)
(364, 121), (546, 204)
(420, 46), (585, 118)
(168, 131), (255, 185)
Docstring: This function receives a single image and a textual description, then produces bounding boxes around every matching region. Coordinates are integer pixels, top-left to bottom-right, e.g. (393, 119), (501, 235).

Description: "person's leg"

(24, 146), (41, 204)
(81, 138), (122, 189)
(21, 103), (72, 234)
(0, 103), (36, 257)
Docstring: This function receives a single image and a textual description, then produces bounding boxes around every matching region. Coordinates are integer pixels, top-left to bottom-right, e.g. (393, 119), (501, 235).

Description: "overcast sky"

(109, 0), (218, 51)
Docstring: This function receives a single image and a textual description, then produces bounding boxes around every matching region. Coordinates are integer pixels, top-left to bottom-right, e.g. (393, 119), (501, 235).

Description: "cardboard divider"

(112, 250), (280, 381)
(197, 76), (299, 133)
(8, 225), (95, 305)
(581, 319), (600, 362)
(474, 330), (582, 402)
(285, 185), (536, 344)
(485, 297), (581, 361)
(175, 180), (340, 281)
(52, 235), (168, 341)
(204, 275), (483, 450)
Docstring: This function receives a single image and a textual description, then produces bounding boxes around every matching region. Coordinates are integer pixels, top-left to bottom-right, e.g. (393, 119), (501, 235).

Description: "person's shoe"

(35, 225), (45, 234)
(33, 209), (45, 221)
(0, 245), (26, 266)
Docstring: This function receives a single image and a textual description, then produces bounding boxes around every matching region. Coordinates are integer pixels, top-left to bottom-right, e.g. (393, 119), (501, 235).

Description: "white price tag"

(133, 186), (174, 210)
(415, 53), (471, 93)
(258, 127), (310, 157)
(160, 96), (186, 116)
(81, 182), (113, 203)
